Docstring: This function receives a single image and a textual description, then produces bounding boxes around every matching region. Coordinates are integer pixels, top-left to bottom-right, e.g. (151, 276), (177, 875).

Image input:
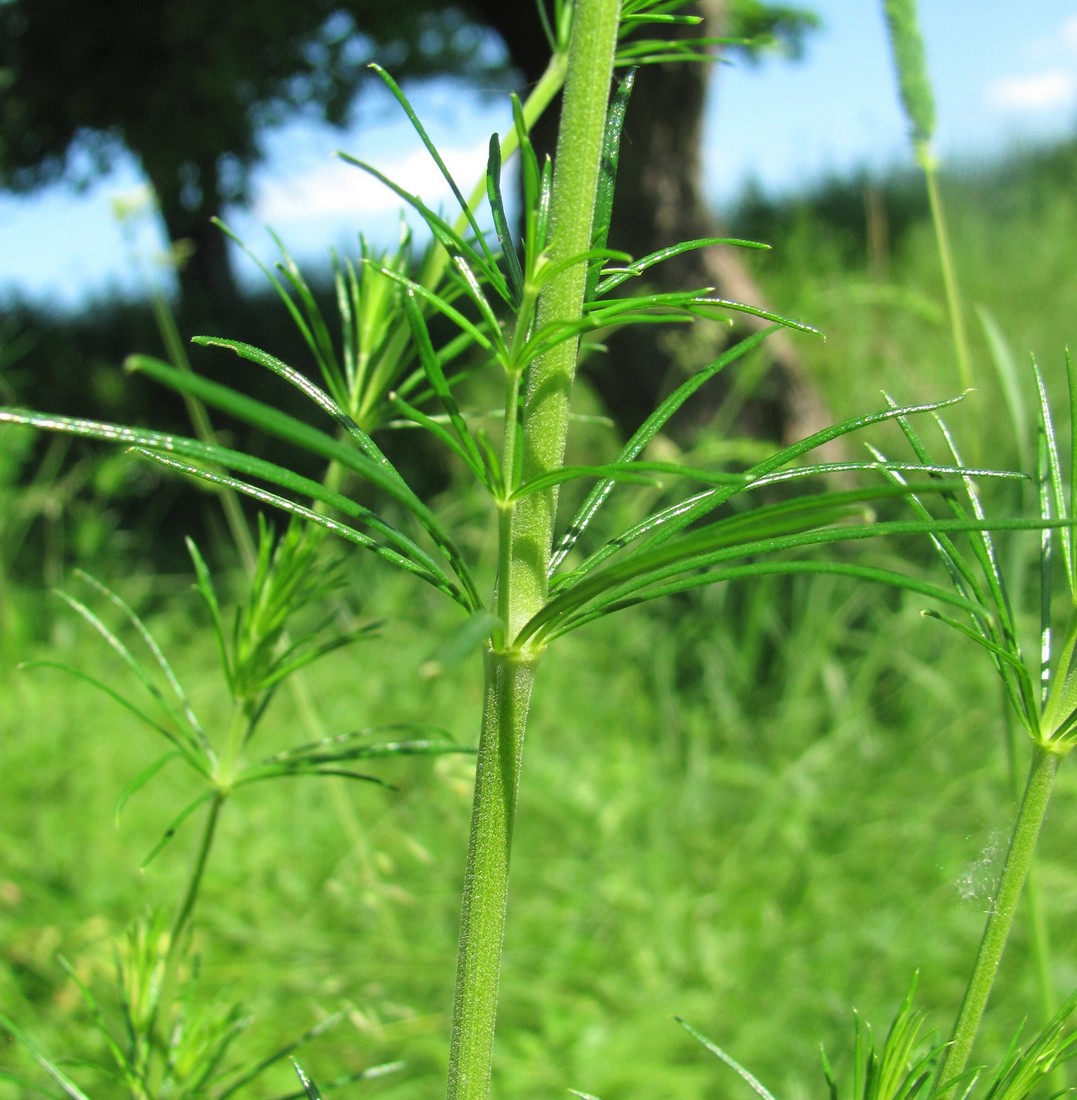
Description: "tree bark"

(140, 156), (241, 325)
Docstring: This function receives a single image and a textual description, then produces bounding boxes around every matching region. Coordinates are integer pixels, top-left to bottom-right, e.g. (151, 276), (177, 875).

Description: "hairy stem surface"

(445, 3), (620, 1098)
(507, 0), (620, 638)
(447, 652), (537, 1100)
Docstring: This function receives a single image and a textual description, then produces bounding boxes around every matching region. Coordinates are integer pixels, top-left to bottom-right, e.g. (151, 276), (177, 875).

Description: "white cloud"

(254, 142), (491, 225)
(1062, 13), (1077, 52)
(987, 69), (1077, 112)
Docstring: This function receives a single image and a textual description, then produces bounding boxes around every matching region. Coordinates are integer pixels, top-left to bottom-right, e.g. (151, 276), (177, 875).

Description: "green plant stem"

(149, 290), (257, 569)
(509, 0), (620, 638)
(168, 790), (226, 956)
(447, 651), (537, 1100)
(934, 744), (1062, 1094)
(917, 143), (973, 393)
(445, 4), (619, 1098)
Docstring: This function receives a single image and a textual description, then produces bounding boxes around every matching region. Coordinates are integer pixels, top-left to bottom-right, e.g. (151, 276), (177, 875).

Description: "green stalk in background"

(446, 4), (621, 1097)
(882, 0), (973, 392)
(877, 357), (1077, 1095)
(934, 746), (1063, 1094)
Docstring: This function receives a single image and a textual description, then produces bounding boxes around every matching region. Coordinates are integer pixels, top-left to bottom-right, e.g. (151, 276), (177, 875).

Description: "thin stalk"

(138, 788), (226, 1068)
(150, 290), (257, 569)
(934, 744), (1062, 1094)
(1000, 685), (1060, 1076)
(446, 651), (537, 1100)
(918, 145), (973, 392)
(167, 790), (226, 957)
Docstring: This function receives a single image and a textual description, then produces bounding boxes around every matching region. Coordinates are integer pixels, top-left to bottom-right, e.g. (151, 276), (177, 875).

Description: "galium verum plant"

(0, 1), (1065, 1097)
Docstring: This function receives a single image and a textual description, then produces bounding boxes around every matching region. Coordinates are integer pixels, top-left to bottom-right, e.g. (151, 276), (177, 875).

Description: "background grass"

(3, 137), (1077, 1099)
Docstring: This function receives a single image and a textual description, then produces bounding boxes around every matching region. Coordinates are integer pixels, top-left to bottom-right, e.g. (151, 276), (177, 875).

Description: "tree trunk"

(140, 156), (240, 325)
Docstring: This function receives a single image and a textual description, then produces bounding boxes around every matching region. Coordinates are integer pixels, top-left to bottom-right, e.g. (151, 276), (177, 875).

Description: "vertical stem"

(507, 0), (621, 638)
(168, 790), (226, 957)
(447, 651), (537, 1100)
(446, 4), (620, 1098)
(918, 146), (972, 392)
(934, 745), (1062, 1094)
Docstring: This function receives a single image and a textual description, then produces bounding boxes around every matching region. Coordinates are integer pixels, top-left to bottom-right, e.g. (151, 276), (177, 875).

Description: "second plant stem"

(934, 743), (1063, 1093)
(445, 1), (620, 1098)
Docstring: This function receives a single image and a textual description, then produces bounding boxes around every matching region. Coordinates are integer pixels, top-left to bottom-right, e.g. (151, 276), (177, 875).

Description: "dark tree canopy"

(0, 0), (505, 312)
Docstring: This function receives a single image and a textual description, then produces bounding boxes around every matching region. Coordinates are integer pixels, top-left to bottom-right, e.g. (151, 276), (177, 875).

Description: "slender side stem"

(447, 651), (537, 1100)
(918, 145), (973, 393)
(149, 290), (257, 569)
(168, 790), (226, 956)
(934, 745), (1062, 1094)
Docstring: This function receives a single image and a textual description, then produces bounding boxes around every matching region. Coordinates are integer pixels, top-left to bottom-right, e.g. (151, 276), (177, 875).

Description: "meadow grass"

(734, 145), (1077, 433)
(4, 556), (1076, 1098)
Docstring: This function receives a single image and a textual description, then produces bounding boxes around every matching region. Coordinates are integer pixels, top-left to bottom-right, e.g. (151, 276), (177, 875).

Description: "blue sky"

(2, 1), (1076, 310)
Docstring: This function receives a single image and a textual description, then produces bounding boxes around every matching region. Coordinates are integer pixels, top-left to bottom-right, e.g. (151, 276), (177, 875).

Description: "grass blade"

(677, 1018), (779, 1100)
(0, 1011), (95, 1100)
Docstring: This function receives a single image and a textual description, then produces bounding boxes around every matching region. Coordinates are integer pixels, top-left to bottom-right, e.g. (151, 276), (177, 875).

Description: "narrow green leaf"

(1033, 357), (1073, 585)
(258, 731), (466, 769)
(56, 957), (146, 1093)
(977, 306), (1030, 469)
(100, 362), (478, 604)
(340, 152), (509, 305)
(19, 659), (208, 772)
(186, 537), (234, 692)
(526, 514), (1077, 646)
(213, 219), (326, 381)
(551, 327), (774, 571)
(266, 227), (344, 390)
(602, 394), (970, 564)
(450, 252), (512, 354)
(292, 1060), (323, 1100)
(236, 765), (389, 788)
(596, 237), (769, 296)
(486, 134), (524, 305)
(75, 571), (207, 745)
(586, 67), (636, 301)
(136, 449), (467, 604)
(50, 586), (206, 756)
(368, 64), (501, 279)
(585, 287), (819, 335)
(401, 287), (489, 480)
(888, 399), (1022, 655)
(190, 337), (392, 469)
(1067, 349), (1077, 595)
(0, 1011), (95, 1100)
(115, 750), (184, 822)
(140, 790), (219, 868)
(516, 460), (744, 503)
(549, 560), (983, 643)
(363, 260), (499, 359)
(421, 609), (502, 677)
(677, 1018), (779, 1100)
(387, 393), (486, 482)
